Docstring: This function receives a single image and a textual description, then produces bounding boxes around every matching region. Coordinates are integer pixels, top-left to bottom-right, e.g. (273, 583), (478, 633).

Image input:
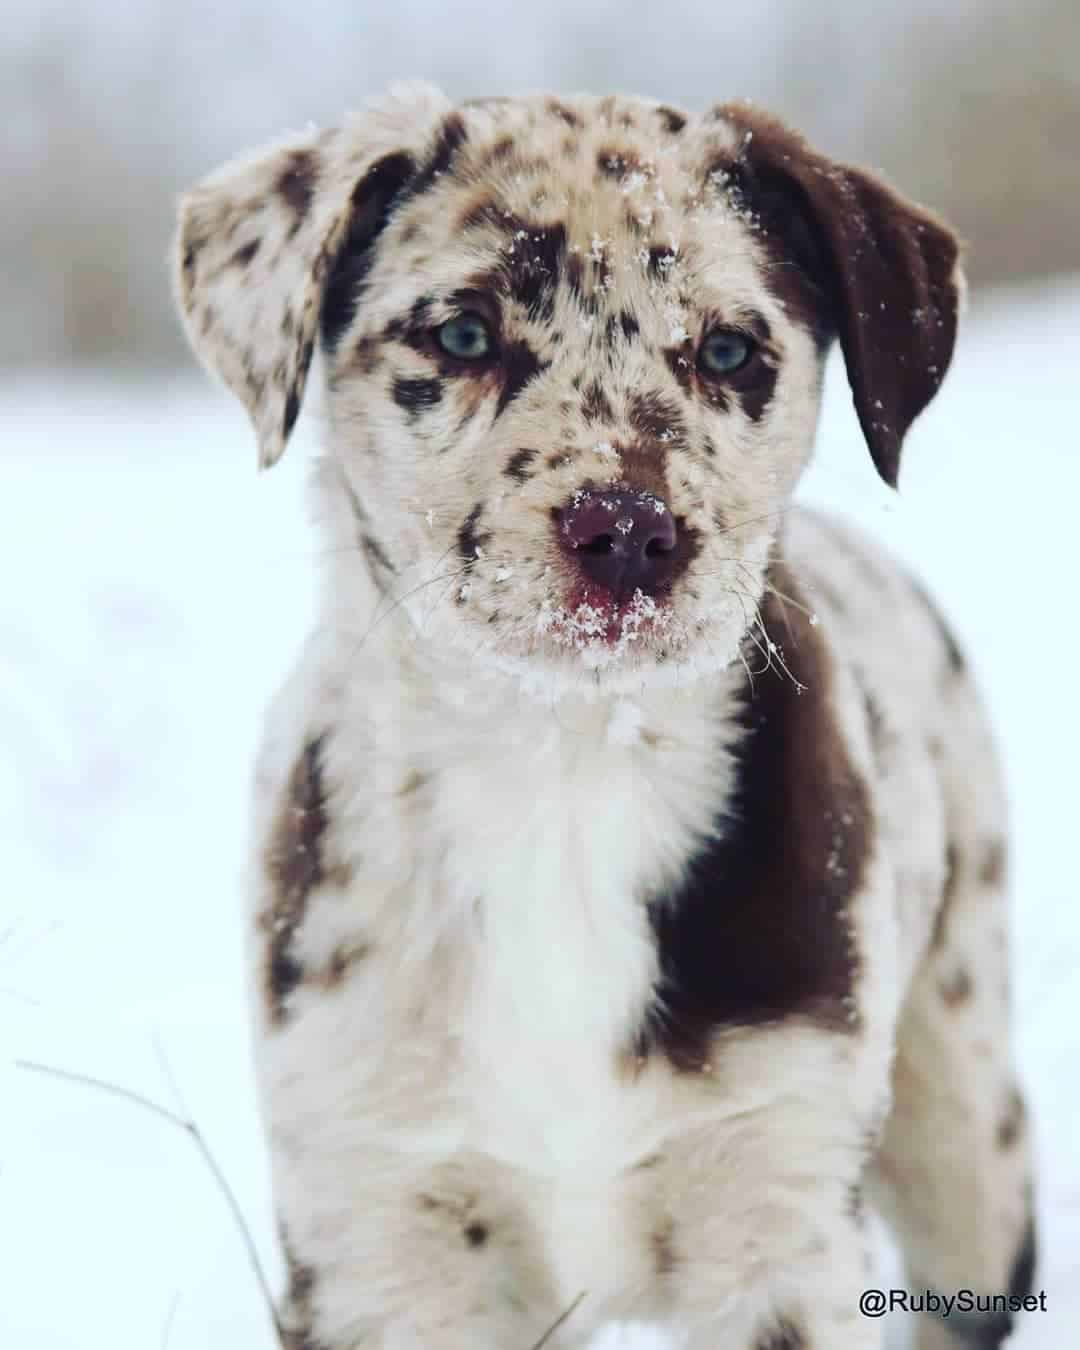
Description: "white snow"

(4, 275), (1079, 1348)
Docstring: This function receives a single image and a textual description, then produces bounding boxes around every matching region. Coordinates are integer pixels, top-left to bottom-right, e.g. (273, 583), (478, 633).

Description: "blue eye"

(435, 313), (494, 360)
(698, 328), (755, 375)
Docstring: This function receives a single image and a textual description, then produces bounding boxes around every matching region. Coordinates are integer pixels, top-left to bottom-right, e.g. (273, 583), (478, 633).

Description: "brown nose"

(556, 487), (679, 600)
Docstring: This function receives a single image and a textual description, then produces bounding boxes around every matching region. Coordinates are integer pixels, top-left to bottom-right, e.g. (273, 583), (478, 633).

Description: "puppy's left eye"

(435, 313), (494, 361)
(698, 328), (756, 375)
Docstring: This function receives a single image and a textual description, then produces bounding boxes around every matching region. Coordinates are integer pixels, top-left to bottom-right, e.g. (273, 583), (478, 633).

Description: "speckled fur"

(175, 85), (1034, 1350)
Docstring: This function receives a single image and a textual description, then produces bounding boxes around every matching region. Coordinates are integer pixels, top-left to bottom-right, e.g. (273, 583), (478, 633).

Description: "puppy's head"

(175, 84), (962, 690)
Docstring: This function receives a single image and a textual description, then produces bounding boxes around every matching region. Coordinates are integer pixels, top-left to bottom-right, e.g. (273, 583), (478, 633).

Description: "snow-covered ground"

(3, 275), (1078, 1349)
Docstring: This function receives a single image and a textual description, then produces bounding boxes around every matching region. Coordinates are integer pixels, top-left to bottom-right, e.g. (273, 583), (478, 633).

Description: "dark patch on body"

(283, 388), (301, 439)
(1009, 1205), (1037, 1300)
(505, 448), (540, 483)
(656, 106), (687, 134)
(996, 1087), (1026, 1150)
(734, 357), (779, 422)
(979, 837), (1007, 888)
(597, 146), (645, 180)
(391, 374), (444, 420)
(260, 737), (332, 1025)
(230, 237), (261, 268)
(754, 1318), (807, 1350)
(407, 112), (469, 202)
(581, 379), (614, 424)
(457, 503), (493, 569)
(464, 1222), (489, 1248)
(504, 221), (567, 323)
(280, 1230), (321, 1349)
(497, 337), (547, 415)
(637, 566), (870, 1071)
(939, 964), (974, 1007)
(546, 98), (583, 128)
(627, 390), (687, 449)
(276, 149), (319, 220)
(319, 151), (417, 352)
(647, 245), (678, 279)
(651, 1218), (677, 1276)
(663, 344), (694, 392)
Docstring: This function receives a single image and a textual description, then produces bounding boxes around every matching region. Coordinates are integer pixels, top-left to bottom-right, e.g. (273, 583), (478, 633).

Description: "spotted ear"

(713, 102), (965, 488)
(173, 84), (451, 468)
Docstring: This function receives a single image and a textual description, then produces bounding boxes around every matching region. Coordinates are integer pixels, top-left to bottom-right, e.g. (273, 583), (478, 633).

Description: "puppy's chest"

(348, 703), (727, 1173)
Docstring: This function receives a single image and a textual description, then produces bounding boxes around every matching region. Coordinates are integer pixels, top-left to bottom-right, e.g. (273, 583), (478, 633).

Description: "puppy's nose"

(556, 487), (679, 599)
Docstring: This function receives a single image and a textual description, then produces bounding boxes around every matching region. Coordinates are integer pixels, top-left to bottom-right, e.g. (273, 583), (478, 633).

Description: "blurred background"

(4, 0), (1080, 367)
(3, 3), (1078, 1348)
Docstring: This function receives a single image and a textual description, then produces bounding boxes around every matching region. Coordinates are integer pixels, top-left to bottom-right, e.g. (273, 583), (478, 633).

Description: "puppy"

(174, 85), (1035, 1350)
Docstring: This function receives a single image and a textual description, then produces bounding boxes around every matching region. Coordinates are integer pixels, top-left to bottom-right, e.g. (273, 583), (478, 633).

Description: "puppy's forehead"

(379, 95), (755, 280)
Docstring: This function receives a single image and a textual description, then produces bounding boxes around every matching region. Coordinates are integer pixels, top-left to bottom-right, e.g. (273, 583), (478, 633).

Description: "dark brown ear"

(712, 102), (965, 487)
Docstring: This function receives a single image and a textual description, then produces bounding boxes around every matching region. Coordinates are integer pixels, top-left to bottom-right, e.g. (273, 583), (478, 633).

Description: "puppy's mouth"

(537, 580), (678, 659)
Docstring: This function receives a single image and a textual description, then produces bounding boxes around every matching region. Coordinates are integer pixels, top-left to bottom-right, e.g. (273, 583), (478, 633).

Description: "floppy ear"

(713, 102), (965, 487)
(173, 84), (451, 468)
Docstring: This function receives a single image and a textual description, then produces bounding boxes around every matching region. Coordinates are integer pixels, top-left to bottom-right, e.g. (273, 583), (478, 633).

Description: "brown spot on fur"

(619, 311), (640, 340)
(547, 98), (583, 129)
(408, 112), (468, 200)
(651, 1218), (677, 1276)
(504, 222), (567, 322)
(320, 151), (417, 352)
(464, 1222), (489, 1248)
(497, 338), (547, 415)
(647, 245), (678, 278)
(391, 374), (443, 420)
(457, 503), (492, 568)
(755, 1318), (807, 1350)
(283, 388), (301, 440)
(663, 345), (694, 392)
(351, 335), (378, 374)
(260, 738), (331, 1024)
(627, 390), (687, 449)
(581, 379), (613, 424)
(997, 1088), (1026, 1150)
(230, 238), (260, 268)
(505, 448), (540, 482)
(639, 565), (870, 1069)
(656, 106), (687, 134)
(276, 149), (318, 219)
(280, 1233), (318, 1349)
(597, 146), (644, 180)
(939, 964), (974, 1006)
(459, 194), (502, 232)
(979, 837), (1007, 888)
(734, 358), (779, 422)
(318, 939), (371, 990)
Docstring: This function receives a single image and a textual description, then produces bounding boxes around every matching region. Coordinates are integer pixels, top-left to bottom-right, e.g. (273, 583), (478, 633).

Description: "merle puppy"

(174, 84), (1035, 1350)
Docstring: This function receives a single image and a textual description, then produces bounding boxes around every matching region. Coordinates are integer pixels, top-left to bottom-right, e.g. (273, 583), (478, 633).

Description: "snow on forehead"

(461, 105), (757, 256)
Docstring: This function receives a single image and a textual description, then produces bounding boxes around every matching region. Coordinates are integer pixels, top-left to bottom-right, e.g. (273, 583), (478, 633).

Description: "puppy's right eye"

(435, 313), (495, 361)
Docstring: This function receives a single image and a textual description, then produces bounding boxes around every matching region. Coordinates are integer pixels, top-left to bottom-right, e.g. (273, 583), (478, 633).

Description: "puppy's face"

(176, 86), (962, 692)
